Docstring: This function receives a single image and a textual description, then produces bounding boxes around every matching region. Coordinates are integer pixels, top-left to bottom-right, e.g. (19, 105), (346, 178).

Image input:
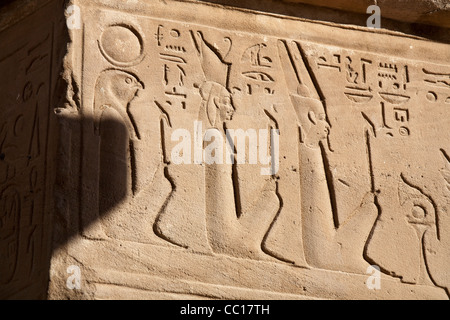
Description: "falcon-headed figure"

(93, 69), (143, 139)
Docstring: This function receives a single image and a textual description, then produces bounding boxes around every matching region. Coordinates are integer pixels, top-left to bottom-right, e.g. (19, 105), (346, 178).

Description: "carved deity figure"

(279, 40), (379, 273)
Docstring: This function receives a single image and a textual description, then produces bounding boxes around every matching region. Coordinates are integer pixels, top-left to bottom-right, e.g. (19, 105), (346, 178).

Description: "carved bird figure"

(93, 69), (143, 139)
(441, 150), (450, 192)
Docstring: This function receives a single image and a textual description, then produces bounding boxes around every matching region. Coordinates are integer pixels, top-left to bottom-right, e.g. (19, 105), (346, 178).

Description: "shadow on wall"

(195, 0), (450, 44)
(1, 0), (450, 300)
(0, 0), (66, 299)
(0, 0), (130, 299)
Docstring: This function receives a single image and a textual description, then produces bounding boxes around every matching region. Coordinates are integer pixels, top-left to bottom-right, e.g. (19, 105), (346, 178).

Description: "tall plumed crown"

(193, 31), (230, 87)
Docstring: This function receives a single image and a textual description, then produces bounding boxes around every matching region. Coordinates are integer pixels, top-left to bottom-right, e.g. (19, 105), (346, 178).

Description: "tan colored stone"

(0, 0), (449, 300)
(278, 0), (450, 28)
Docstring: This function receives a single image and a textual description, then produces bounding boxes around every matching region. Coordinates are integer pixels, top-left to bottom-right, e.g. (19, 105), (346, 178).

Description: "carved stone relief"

(0, 0), (62, 299)
(1, 0), (449, 300)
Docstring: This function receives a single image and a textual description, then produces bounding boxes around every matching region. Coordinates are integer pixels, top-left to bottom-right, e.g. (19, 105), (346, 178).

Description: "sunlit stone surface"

(0, 0), (449, 300)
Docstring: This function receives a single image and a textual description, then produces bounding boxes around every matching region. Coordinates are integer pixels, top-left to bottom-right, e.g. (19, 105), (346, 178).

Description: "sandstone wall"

(0, 0), (449, 300)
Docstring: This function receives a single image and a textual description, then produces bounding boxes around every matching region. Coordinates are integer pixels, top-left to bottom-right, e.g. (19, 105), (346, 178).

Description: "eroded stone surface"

(279, 0), (450, 28)
(47, 0), (450, 300)
(0, 0), (66, 299)
(0, 0), (449, 300)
